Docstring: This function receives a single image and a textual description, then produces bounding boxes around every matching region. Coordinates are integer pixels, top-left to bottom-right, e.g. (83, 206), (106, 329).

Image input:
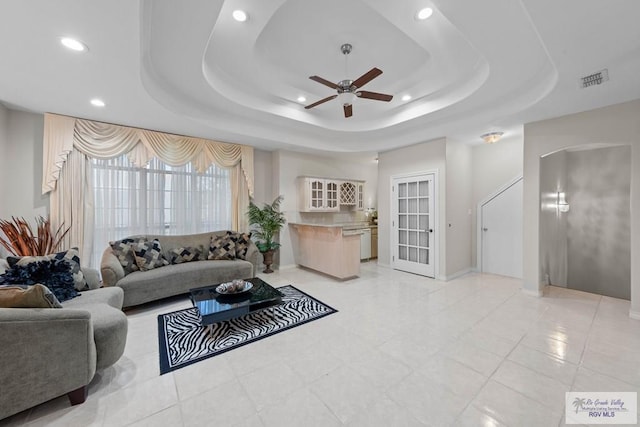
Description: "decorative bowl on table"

(216, 279), (253, 295)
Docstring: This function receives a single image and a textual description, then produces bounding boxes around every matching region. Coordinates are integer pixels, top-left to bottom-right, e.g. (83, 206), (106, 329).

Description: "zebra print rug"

(157, 285), (337, 374)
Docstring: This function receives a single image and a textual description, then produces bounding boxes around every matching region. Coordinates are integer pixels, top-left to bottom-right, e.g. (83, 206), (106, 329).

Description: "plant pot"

(261, 249), (275, 273)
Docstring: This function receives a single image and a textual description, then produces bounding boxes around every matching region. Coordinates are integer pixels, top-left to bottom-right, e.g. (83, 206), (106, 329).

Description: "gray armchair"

(0, 283), (127, 420)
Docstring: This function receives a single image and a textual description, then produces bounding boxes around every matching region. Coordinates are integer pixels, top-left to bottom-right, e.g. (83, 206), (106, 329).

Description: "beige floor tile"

(309, 365), (381, 423)
(258, 388), (341, 427)
(173, 353), (236, 401)
(128, 405), (183, 427)
(441, 339), (505, 376)
(348, 396), (426, 427)
(418, 353), (488, 400)
(387, 371), (469, 425)
(8, 266), (639, 427)
(102, 374), (178, 427)
(455, 405), (508, 427)
(180, 378), (256, 426)
(491, 360), (570, 411)
(507, 344), (579, 386)
(347, 348), (412, 391)
(237, 361), (305, 411)
(472, 380), (563, 427)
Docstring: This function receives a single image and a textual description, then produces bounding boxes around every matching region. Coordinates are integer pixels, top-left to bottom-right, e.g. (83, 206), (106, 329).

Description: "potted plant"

(0, 216), (69, 256)
(247, 195), (286, 273)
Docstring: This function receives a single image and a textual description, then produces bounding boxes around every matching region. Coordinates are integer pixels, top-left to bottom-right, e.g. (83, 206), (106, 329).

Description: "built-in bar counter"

(289, 223), (361, 279)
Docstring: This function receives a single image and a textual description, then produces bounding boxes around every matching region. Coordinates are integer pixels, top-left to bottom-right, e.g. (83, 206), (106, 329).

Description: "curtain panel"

(42, 113), (254, 263)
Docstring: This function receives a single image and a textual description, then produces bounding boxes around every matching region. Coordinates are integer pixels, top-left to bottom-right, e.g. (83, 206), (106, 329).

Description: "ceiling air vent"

(580, 69), (609, 88)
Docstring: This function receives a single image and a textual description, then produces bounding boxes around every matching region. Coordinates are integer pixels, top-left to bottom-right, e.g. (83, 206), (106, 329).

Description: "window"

(90, 155), (231, 267)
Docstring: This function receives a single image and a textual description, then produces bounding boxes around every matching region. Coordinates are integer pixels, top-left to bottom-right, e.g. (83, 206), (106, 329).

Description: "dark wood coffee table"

(189, 277), (283, 331)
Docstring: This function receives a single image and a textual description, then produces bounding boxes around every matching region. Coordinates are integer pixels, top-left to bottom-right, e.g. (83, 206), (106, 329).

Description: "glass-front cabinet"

(298, 177), (340, 212)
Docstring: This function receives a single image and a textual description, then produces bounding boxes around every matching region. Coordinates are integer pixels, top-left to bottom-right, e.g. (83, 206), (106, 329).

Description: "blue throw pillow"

(0, 259), (78, 302)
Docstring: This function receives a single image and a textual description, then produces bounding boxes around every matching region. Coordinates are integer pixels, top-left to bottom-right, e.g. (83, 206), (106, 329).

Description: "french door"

(392, 173), (435, 277)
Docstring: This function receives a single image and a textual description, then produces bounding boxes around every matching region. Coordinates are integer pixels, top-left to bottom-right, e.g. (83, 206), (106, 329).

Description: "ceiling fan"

(305, 43), (393, 118)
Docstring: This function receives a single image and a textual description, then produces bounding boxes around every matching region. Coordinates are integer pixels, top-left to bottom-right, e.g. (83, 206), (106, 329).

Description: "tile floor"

(2, 263), (639, 427)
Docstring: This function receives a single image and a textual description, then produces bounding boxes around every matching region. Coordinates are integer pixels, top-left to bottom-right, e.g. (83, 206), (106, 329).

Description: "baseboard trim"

(443, 268), (473, 281)
(629, 309), (640, 320)
(522, 287), (544, 297)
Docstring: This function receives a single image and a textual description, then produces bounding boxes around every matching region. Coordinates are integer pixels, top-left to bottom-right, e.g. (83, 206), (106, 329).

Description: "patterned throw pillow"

(208, 234), (236, 260)
(227, 231), (252, 260)
(134, 239), (169, 271)
(0, 259), (77, 302)
(168, 246), (202, 264)
(0, 284), (62, 308)
(9, 247), (88, 291)
(110, 238), (140, 274)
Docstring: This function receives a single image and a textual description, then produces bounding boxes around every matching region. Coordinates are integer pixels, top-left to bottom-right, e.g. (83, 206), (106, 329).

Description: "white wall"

(377, 139), (447, 279)
(445, 141), (472, 278)
(0, 104), (8, 218)
(4, 110), (48, 220)
(539, 150), (569, 286)
(471, 131), (523, 267)
(274, 150), (378, 268)
(523, 99), (640, 319)
(252, 148), (274, 204)
(0, 109), (47, 257)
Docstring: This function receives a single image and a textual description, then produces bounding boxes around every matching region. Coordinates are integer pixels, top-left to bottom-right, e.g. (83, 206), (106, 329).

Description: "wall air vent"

(580, 69), (609, 88)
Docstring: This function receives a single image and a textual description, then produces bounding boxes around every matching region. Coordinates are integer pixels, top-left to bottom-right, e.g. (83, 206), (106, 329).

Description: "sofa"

(0, 270), (128, 420)
(100, 230), (261, 308)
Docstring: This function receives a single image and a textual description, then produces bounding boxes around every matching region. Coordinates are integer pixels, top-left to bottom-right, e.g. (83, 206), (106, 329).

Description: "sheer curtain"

(90, 155), (231, 267)
(42, 113), (253, 267)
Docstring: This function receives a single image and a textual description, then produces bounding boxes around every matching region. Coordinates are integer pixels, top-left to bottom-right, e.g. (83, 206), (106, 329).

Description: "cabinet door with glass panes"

(298, 177), (340, 212)
(356, 182), (365, 211)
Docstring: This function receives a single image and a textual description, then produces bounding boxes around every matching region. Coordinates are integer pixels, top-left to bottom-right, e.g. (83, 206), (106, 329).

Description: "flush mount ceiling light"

(297, 96), (306, 103)
(481, 131), (504, 144)
(60, 37), (87, 52)
(232, 10), (248, 22)
(401, 94), (412, 101)
(90, 98), (105, 107)
(416, 7), (434, 20)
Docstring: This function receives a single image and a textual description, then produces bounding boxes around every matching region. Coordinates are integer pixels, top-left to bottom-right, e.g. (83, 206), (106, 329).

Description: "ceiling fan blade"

(357, 91), (393, 102)
(351, 68), (383, 89)
(344, 103), (353, 118)
(309, 75), (339, 89)
(305, 94), (338, 109)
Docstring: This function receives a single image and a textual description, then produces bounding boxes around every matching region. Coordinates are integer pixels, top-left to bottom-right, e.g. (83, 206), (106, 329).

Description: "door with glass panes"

(392, 174), (435, 277)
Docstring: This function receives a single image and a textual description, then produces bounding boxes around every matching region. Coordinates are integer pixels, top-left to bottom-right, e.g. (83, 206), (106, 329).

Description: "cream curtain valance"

(42, 113), (254, 196)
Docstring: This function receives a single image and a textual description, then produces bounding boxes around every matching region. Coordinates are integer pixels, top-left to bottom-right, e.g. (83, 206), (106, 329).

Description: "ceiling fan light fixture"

(416, 7), (434, 20)
(339, 91), (356, 106)
(232, 10), (248, 22)
(297, 96), (306, 103)
(401, 94), (412, 101)
(481, 131), (504, 144)
(60, 37), (87, 52)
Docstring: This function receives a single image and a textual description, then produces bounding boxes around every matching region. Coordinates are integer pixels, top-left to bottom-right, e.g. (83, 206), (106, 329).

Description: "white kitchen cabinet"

(298, 177), (340, 212)
(356, 182), (365, 210)
(339, 181), (356, 206)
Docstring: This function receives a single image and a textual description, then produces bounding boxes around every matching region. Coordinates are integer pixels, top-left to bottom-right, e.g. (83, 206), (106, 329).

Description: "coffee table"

(189, 277), (283, 331)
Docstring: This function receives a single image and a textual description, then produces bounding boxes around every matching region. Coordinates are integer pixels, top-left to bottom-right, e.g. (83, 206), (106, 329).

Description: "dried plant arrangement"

(0, 216), (70, 256)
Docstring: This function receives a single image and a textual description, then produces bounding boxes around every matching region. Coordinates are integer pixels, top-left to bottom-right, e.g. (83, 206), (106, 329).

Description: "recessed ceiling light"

(60, 37), (88, 52)
(90, 98), (105, 107)
(401, 94), (412, 101)
(297, 96), (306, 103)
(232, 10), (248, 22)
(416, 7), (433, 20)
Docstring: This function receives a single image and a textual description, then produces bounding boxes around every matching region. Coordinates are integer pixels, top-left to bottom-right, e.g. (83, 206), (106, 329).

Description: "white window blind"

(90, 155), (231, 267)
